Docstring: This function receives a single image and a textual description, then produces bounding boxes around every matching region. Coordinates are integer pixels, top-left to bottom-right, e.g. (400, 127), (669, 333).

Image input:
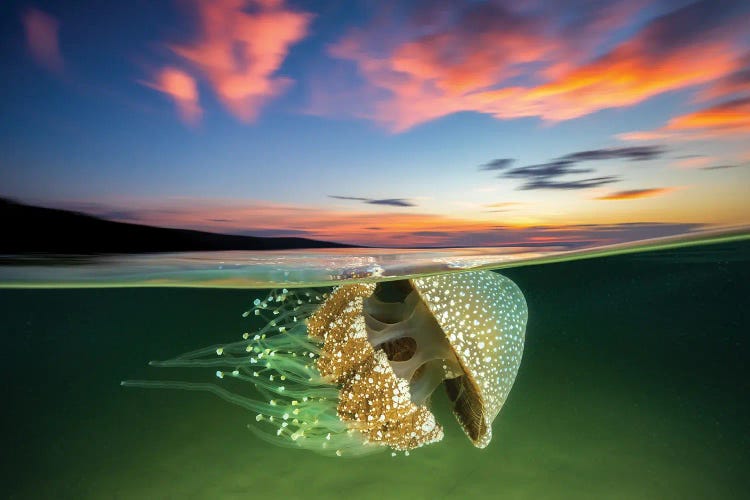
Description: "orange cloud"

(514, 42), (735, 122)
(484, 202), (522, 209)
(22, 8), (63, 73)
(168, 0), (311, 121)
(143, 67), (202, 125)
(596, 187), (677, 200)
(619, 97), (750, 142)
(667, 97), (750, 133)
(323, 1), (749, 131)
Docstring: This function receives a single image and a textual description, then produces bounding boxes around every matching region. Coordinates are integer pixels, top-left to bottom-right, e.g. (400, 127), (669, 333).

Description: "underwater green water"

(1, 240), (748, 499)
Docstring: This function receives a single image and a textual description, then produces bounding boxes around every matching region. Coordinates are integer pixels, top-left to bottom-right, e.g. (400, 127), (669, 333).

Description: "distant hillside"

(0, 198), (354, 254)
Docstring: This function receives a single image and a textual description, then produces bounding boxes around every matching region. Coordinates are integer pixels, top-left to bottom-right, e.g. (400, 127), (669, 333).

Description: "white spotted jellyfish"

(123, 270), (528, 457)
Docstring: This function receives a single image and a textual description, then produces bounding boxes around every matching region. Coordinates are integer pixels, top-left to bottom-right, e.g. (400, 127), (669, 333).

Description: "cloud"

(50, 197), (707, 248)
(560, 146), (665, 162)
(673, 156), (713, 168)
(500, 159), (614, 188)
(479, 158), (516, 171)
(329, 195), (369, 202)
(617, 43), (749, 143)
(483, 145), (666, 190)
(519, 176), (620, 190)
(698, 51), (750, 100)
(667, 97), (750, 133)
(674, 154), (705, 160)
(367, 198), (416, 207)
(484, 202), (521, 209)
(22, 8), (63, 73)
(164, 0), (311, 122)
(142, 67), (202, 125)
(702, 164), (746, 171)
(321, 0), (750, 131)
(596, 187), (677, 200)
(329, 195), (416, 207)
(502, 161), (582, 177)
(620, 96), (750, 141)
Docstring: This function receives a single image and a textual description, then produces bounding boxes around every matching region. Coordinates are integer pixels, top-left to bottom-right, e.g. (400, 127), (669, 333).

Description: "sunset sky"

(1, 0), (748, 247)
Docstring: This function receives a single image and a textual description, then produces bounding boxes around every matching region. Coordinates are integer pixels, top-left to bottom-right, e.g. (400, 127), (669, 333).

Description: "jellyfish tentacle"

(126, 285), (384, 456)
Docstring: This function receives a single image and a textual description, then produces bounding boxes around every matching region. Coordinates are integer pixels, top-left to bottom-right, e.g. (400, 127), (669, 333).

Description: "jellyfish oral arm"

(364, 291), (464, 405)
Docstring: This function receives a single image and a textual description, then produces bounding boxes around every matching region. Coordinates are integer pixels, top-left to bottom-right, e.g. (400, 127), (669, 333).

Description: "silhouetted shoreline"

(0, 199), (356, 254)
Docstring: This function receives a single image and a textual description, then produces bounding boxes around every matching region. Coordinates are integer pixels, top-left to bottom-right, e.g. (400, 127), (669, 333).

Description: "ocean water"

(0, 238), (748, 499)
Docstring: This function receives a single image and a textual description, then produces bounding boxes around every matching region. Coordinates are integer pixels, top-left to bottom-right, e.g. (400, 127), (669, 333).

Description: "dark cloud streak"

(520, 176), (620, 190)
(329, 195), (416, 207)
(560, 145), (666, 162)
(479, 158), (516, 171)
(367, 198), (416, 207)
(503, 161), (592, 179)
(674, 154), (706, 160)
(702, 164), (745, 170)
(481, 145), (667, 190)
(329, 195), (369, 202)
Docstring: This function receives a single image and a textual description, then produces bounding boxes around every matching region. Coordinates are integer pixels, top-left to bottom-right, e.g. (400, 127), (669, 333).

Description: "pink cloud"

(320, 1), (749, 132)
(22, 8), (63, 73)
(697, 51), (750, 101)
(673, 156), (714, 169)
(142, 67), (202, 125)
(167, 0), (312, 122)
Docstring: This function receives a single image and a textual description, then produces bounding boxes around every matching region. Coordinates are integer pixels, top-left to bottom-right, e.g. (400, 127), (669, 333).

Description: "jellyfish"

(123, 270), (528, 457)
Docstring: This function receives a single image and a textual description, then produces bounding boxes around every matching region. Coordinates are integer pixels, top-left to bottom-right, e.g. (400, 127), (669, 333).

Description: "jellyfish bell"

(410, 272), (527, 448)
(122, 270), (528, 457)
